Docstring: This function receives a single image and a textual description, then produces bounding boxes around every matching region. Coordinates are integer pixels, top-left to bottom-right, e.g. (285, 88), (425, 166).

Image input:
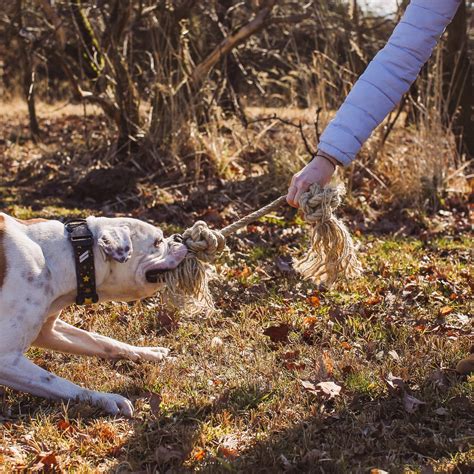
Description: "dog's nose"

(170, 234), (184, 243)
(170, 241), (188, 262)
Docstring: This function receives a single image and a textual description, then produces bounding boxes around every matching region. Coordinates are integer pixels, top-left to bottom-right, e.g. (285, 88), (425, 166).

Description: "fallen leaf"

(318, 352), (335, 378)
(440, 305), (454, 316)
(41, 452), (58, 466)
(281, 350), (300, 361)
(315, 381), (342, 399)
(428, 369), (448, 388)
(284, 361), (306, 371)
(307, 294), (321, 307)
(155, 445), (182, 464)
(403, 393), (426, 413)
(156, 311), (178, 330)
(57, 419), (72, 432)
(263, 324), (291, 344)
(388, 350), (400, 361)
(385, 373), (405, 392)
(449, 313), (470, 327)
(275, 256), (293, 273)
(366, 296), (382, 305)
(93, 424), (116, 442)
(149, 392), (162, 416)
(33, 451), (59, 470)
(300, 380), (317, 393)
(279, 453), (292, 470)
(303, 316), (318, 326)
(107, 444), (124, 457)
(192, 448), (206, 462)
(300, 380), (342, 399)
(302, 449), (327, 463)
(237, 266), (251, 278)
(218, 446), (239, 459)
(211, 336), (224, 349)
(328, 307), (344, 320)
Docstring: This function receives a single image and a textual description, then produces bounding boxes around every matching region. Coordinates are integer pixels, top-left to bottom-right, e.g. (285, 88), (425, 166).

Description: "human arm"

(287, 0), (462, 207)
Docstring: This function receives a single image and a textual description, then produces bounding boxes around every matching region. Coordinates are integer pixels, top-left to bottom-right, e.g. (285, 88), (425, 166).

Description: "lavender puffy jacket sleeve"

(318, 0), (462, 166)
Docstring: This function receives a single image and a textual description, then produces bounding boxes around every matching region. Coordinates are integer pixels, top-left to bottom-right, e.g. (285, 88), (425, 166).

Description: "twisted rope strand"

(220, 195), (288, 237)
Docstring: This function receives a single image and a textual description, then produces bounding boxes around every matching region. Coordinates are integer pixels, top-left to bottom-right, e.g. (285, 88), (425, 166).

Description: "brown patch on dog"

(13, 217), (48, 226)
(0, 215), (6, 288)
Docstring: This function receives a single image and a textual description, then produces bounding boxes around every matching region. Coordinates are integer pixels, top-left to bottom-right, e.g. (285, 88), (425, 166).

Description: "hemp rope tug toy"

(146, 183), (362, 309)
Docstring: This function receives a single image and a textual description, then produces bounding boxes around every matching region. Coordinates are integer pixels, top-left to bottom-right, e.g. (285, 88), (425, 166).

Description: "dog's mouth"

(145, 268), (171, 283)
(144, 236), (188, 283)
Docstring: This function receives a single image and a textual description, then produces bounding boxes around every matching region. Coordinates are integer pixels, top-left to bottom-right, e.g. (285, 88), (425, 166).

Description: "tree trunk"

(444, 0), (473, 156)
(216, 0), (245, 116)
(16, 0), (40, 138)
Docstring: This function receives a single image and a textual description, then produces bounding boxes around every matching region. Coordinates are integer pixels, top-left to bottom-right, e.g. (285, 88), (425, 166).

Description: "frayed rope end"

(295, 183), (362, 285)
(158, 255), (216, 314)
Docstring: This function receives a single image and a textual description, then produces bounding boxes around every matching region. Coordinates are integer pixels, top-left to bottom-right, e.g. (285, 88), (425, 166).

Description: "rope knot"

(299, 183), (344, 224)
(181, 220), (226, 262)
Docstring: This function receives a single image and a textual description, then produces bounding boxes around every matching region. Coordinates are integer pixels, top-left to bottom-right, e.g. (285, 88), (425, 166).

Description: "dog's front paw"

(88, 391), (134, 417)
(133, 346), (170, 362)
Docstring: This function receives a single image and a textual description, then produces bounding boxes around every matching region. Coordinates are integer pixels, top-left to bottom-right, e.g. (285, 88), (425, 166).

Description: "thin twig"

(314, 107), (322, 144)
(246, 113), (315, 156)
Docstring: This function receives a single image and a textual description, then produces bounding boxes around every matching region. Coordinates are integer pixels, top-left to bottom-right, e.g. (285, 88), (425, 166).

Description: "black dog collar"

(65, 219), (99, 305)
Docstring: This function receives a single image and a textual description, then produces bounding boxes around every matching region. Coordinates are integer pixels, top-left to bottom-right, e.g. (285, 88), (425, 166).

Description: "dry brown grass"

(373, 121), (470, 211)
(0, 98), (103, 119)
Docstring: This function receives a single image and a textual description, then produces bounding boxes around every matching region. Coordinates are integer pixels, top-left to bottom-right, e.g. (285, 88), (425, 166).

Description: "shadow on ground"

(114, 371), (472, 473)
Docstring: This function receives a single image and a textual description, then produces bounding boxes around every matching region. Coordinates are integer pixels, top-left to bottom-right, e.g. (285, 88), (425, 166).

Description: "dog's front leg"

(33, 318), (170, 362)
(0, 352), (134, 417)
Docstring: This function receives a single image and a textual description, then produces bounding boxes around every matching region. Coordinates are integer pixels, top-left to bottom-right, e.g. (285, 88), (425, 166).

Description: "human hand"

(286, 152), (338, 208)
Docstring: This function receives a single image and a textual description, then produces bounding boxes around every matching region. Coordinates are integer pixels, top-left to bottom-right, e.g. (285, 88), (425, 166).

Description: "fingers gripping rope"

(160, 183), (361, 309)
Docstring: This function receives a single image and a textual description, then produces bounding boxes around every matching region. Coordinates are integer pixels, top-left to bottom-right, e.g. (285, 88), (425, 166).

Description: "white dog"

(0, 213), (188, 417)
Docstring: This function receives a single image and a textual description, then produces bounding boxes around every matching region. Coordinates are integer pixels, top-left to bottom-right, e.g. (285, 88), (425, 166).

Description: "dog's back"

(0, 213), (50, 285)
(0, 214), (56, 350)
(0, 215), (6, 290)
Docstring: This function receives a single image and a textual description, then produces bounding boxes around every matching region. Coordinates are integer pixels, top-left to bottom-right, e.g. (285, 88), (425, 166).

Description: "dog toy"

(146, 183), (361, 309)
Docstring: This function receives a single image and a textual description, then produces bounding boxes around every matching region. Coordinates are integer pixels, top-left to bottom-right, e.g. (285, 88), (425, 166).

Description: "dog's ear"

(98, 226), (133, 263)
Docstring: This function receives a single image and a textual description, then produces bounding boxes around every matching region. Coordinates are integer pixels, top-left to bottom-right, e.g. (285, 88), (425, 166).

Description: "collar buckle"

(69, 234), (94, 246)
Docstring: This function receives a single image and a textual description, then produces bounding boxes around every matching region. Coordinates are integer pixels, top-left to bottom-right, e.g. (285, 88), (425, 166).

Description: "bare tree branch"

(190, 0), (277, 87)
(247, 113), (316, 156)
(174, 0), (198, 21)
(34, 0), (66, 49)
(266, 12), (311, 26)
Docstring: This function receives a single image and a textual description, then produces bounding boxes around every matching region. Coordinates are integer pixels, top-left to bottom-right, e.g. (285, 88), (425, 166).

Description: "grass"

(0, 209), (472, 472)
(0, 105), (472, 473)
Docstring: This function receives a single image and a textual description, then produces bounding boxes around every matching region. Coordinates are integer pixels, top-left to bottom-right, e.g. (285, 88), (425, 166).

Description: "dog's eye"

(154, 238), (163, 247)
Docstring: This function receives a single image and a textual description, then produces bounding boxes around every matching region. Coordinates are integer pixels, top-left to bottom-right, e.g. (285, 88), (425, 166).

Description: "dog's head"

(88, 217), (187, 300)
